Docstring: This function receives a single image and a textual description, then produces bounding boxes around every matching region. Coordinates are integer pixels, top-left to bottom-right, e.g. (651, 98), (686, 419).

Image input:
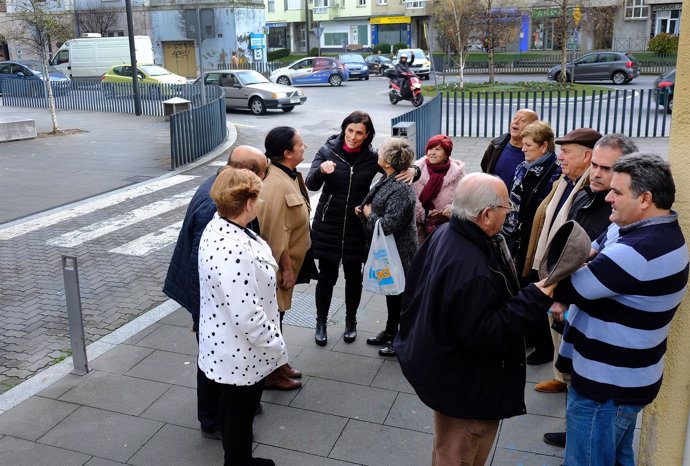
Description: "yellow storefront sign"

(370, 16), (411, 24)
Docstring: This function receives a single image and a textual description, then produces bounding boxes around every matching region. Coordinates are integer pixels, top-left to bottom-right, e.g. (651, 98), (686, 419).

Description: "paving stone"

(282, 324), (338, 350)
(252, 444), (354, 466)
(157, 307), (191, 327)
(123, 324), (161, 346)
(496, 413), (566, 458)
(291, 347), (383, 386)
(89, 344), (155, 374)
(140, 385), (198, 429)
(84, 457), (128, 466)
(526, 359), (555, 384)
(370, 359), (415, 394)
(253, 403), (348, 456)
(37, 372), (96, 400)
(39, 406), (163, 463)
(129, 423), (223, 466)
(330, 328), (392, 359)
(332, 301), (388, 333)
(329, 419), (434, 466)
(125, 349), (197, 388)
(384, 392), (434, 434)
(261, 375), (308, 406)
(291, 377), (397, 423)
(490, 446), (563, 465)
(0, 396), (79, 441)
(134, 324), (198, 356)
(525, 382), (567, 418)
(0, 435), (91, 466)
(59, 371), (170, 416)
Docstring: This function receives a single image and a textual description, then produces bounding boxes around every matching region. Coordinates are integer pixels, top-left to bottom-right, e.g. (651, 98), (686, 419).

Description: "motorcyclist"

(394, 52), (415, 98)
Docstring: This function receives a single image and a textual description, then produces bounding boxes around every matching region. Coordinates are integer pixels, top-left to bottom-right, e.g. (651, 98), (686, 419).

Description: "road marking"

(0, 175), (198, 241)
(209, 161), (226, 167)
(109, 221), (183, 256)
(46, 190), (196, 248)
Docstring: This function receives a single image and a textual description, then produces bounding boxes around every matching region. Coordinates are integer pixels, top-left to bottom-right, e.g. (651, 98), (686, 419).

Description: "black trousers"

(219, 380), (265, 466)
(385, 293), (404, 334)
(315, 259), (363, 322)
(195, 333), (221, 432)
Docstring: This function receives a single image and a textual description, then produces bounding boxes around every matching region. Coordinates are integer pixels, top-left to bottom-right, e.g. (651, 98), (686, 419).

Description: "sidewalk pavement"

(0, 107), (663, 464)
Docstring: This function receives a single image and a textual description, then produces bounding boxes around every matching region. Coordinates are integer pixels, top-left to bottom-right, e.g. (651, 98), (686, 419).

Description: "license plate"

(290, 98), (300, 104)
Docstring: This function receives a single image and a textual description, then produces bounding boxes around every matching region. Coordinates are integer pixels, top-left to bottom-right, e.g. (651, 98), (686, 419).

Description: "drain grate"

(282, 292), (343, 328)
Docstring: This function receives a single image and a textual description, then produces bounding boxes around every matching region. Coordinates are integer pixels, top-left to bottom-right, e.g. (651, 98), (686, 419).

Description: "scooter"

(389, 71), (424, 107)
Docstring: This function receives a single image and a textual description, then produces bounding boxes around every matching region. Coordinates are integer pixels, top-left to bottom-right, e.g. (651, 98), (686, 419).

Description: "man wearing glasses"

(163, 145), (268, 441)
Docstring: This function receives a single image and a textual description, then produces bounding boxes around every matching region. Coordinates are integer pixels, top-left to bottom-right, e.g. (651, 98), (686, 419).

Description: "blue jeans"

(564, 385), (643, 466)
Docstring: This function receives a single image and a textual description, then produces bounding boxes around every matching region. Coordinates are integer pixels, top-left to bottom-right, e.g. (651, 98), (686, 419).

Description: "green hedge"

(267, 49), (290, 61)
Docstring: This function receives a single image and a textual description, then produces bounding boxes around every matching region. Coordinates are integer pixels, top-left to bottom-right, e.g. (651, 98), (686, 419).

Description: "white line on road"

(0, 175), (198, 241)
(109, 220), (184, 256)
(46, 190), (196, 248)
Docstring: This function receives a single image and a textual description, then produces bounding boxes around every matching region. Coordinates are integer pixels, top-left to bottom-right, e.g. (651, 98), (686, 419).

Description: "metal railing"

(391, 93), (442, 159)
(441, 88), (672, 138)
(170, 86), (227, 169)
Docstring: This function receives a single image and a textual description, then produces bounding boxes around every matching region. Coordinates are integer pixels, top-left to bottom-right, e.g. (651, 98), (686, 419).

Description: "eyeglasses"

(492, 205), (514, 213)
(262, 159), (271, 180)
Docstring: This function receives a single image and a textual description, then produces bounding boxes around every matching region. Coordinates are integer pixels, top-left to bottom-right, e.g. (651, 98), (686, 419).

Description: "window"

(655, 9), (680, 35)
(0, 1), (6, 12)
(285, 0), (300, 9)
(324, 32), (349, 46)
(357, 25), (368, 45)
(596, 53), (619, 63)
(105, 31), (125, 37)
(267, 0), (275, 12)
(357, 0), (365, 5)
(0, 63), (10, 75)
(377, 0), (387, 4)
(625, 0), (648, 19)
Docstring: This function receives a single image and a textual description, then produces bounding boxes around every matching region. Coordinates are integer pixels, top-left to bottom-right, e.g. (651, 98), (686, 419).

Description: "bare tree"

(76, 1), (119, 36)
(475, 0), (522, 82)
(431, 0), (480, 87)
(5, 0), (72, 133)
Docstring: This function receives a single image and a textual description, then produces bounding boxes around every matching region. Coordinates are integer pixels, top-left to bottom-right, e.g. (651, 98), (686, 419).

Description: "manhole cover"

(282, 292), (343, 328)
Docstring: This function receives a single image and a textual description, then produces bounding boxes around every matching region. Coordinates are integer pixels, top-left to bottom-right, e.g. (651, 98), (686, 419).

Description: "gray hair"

(378, 137), (415, 172)
(594, 133), (639, 155)
(452, 173), (505, 221)
(612, 153), (675, 210)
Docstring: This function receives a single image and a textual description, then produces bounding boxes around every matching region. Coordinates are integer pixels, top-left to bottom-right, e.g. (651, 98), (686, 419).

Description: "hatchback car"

(339, 53), (369, 80)
(101, 64), (186, 98)
(390, 49), (431, 80)
(365, 54), (392, 75)
(269, 57), (349, 86)
(198, 69), (306, 115)
(654, 68), (675, 114)
(547, 52), (640, 84)
(0, 60), (70, 96)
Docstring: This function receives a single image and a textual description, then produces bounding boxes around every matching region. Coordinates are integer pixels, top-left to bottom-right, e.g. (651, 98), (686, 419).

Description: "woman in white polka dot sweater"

(198, 167), (287, 466)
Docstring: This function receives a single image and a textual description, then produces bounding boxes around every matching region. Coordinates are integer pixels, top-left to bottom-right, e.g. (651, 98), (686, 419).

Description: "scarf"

(418, 159), (451, 211)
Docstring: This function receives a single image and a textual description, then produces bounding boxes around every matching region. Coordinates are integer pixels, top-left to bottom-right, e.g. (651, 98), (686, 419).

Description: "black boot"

(366, 330), (396, 346)
(343, 319), (357, 343)
(314, 321), (327, 346)
(314, 285), (332, 346)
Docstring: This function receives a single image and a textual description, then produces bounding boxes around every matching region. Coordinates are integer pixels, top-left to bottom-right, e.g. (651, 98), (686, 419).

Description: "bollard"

(62, 255), (89, 375)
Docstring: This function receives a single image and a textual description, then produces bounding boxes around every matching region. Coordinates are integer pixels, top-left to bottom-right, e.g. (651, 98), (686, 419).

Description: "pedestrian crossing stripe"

(108, 221), (184, 256)
(47, 190), (196, 248)
(0, 175), (198, 241)
(209, 161), (313, 170)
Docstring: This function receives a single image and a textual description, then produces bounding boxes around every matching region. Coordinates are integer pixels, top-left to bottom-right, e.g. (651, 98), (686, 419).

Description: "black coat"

(394, 218), (553, 420)
(568, 187), (612, 241)
(480, 132), (510, 173)
(306, 134), (381, 263)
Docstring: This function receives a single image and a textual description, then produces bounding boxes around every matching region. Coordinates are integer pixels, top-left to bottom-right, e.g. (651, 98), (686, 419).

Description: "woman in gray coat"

(355, 138), (418, 356)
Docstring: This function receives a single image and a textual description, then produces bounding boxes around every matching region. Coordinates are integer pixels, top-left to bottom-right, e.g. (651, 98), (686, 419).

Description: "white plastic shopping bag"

(363, 219), (406, 295)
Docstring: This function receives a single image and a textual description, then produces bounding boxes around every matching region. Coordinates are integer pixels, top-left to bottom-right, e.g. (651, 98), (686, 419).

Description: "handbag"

(363, 219), (406, 295)
(295, 245), (318, 284)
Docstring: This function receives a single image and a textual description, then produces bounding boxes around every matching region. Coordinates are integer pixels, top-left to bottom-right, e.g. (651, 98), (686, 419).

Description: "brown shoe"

(535, 379), (567, 393)
(280, 363), (302, 379)
(264, 370), (302, 391)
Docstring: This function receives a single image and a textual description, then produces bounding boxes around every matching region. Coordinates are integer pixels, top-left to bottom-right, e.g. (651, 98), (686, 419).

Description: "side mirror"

(15, 71), (25, 77)
(233, 83), (241, 88)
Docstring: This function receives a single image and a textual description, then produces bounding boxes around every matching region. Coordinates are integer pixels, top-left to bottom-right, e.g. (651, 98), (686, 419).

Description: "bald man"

(163, 145), (268, 440)
(481, 109), (539, 190)
(395, 173), (555, 466)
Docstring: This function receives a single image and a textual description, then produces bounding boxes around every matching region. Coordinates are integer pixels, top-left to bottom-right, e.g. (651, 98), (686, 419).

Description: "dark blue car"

(0, 60), (71, 96)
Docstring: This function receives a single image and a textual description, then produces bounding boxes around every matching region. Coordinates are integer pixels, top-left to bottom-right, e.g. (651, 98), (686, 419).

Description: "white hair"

(452, 173), (505, 221)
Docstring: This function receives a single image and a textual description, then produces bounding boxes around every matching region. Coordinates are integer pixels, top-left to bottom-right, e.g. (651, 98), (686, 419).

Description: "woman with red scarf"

(413, 135), (465, 244)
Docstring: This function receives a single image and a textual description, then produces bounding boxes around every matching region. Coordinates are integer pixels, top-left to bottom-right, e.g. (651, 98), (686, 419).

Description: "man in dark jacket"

(162, 145), (267, 440)
(394, 52), (414, 98)
(480, 108), (538, 190)
(394, 173), (555, 466)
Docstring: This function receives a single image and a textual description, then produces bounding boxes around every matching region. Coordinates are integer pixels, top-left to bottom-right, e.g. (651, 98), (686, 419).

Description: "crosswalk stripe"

(209, 161), (226, 167)
(109, 221), (184, 256)
(46, 190), (196, 248)
(0, 175), (198, 241)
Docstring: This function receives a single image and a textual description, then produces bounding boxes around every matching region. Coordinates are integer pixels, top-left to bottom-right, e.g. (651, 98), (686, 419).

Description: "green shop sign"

(532, 7), (574, 19)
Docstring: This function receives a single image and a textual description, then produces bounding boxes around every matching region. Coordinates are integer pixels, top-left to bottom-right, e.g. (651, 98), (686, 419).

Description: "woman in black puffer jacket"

(306, 111), (416, 347)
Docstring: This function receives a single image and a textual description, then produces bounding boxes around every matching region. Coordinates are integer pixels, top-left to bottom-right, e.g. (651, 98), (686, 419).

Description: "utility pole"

(125, 0), (142, 116)
(304, 0), (310, 53)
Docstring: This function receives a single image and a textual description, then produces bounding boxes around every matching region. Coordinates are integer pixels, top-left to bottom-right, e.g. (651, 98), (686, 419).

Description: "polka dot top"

(197, 214), (288, 385)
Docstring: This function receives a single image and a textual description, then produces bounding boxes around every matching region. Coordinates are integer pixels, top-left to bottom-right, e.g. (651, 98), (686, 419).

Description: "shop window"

(625, 0), (648, 19)
(357, 25), (368, 45)
(324, 32), (349, 46)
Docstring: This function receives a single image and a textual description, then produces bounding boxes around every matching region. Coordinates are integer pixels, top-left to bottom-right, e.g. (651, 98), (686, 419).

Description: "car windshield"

(236, 70), (270, 85)
(140, 65), (171, 76)
(340, 54), (364, 64)
(664, 70), (676, 80)
(398, 49), (426, 60)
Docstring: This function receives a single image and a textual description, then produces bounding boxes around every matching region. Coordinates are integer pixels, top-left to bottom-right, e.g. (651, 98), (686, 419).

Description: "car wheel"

(328, 74), (343, 87)
(554, 71), (571, 83)
(365, 76), (369, 81)
(276, 76), (291, 86)
(250, 97), (267, 115)
(612, 71), (627, 85)
(282, 106), (294, 113)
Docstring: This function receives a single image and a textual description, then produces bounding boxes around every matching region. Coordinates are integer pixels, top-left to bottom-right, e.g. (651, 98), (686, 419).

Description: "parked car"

(654, 68), (675, 114)
(389, 49), (431, 80)
(101, 64), (186, 98)
(197, 69), (306, 115)
(365, 54), (392, 75)
(547, 52), (640, 84)
(339, 53), (369, 80)
(0, 60), (71, 96)
(269, 57), (349, 86)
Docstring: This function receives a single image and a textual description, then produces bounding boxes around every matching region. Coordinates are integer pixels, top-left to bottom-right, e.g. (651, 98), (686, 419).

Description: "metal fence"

(442, 88), (672, 138)
(391, 93), (442, 159)
(170, 89), (227, 169)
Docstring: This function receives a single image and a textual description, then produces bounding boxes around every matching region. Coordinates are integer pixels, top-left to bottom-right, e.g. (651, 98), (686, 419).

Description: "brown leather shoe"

(535, 379), (567, 393)
(280, 363), (302, 379)
(264, 370), (302, 391)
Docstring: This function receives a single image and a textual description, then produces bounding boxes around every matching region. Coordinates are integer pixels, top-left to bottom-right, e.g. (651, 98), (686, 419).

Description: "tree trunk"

(559, 7), (568, 84)
(42, 46), (60, 133)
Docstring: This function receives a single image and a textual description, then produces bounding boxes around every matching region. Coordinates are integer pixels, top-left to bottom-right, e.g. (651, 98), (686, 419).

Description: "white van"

(50, 36), (154, 78)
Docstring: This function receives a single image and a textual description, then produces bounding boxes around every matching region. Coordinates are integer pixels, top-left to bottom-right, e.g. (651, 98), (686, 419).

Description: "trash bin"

(392, 121), (416, 157)
(163, 97), (191, 121)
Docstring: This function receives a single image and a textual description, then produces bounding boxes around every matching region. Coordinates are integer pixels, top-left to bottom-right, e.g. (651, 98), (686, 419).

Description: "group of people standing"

(163, 106), (687, 466)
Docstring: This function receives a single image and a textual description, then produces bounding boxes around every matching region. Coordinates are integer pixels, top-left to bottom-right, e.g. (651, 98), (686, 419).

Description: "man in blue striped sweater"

(551, 153), (688, 466)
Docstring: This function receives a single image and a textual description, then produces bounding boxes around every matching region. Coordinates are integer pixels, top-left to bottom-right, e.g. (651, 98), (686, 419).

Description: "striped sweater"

(555, 213), (689, 405)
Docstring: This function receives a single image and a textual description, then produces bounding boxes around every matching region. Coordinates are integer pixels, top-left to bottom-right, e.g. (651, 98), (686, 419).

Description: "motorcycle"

(388, 71), (424, 107)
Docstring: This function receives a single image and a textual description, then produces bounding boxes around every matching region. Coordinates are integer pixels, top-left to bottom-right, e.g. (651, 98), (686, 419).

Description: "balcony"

(313, 2), (337, 20)
(404, 0), (428, 11)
